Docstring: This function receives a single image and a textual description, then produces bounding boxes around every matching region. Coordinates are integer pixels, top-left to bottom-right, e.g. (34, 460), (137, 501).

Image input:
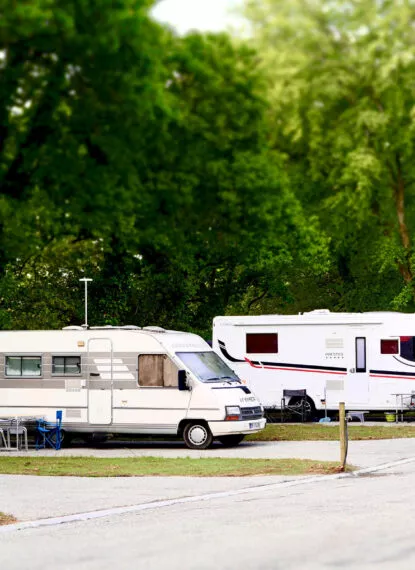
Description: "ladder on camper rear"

(87, 338), (114, 425)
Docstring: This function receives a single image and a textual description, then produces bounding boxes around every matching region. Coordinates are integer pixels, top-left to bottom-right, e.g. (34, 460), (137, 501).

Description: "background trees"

(244, 0), (415, 312)
(0, 0), (171, 327)
(1, 0), (414, 335)
(128, 32), (329, 335)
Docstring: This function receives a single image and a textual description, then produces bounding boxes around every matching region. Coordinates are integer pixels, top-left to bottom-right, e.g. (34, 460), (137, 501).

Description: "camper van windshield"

(176, 351), (239, 383)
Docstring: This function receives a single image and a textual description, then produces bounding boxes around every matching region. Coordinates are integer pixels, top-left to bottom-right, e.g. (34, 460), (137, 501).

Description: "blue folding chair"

(36, 410), (63, 450)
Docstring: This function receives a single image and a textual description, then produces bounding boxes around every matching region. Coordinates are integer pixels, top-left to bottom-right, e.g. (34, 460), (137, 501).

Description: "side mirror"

(178, 369), (189, 391)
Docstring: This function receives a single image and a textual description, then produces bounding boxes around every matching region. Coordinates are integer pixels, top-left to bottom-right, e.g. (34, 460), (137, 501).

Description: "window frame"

(51, 354), (82, 376)
(5, 354), (43, 378)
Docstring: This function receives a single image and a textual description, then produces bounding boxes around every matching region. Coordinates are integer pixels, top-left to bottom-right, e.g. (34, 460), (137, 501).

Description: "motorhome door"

(87, 338), (113, 425)
(345, 335), (369, 405)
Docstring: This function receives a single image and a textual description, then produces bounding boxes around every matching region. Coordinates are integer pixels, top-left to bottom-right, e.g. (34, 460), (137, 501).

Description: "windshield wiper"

(203, 376), (239, 383)
(203, 376), (238, 383)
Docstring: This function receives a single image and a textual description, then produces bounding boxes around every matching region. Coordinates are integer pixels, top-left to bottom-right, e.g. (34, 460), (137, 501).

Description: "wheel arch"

(177, 418), (209, 437)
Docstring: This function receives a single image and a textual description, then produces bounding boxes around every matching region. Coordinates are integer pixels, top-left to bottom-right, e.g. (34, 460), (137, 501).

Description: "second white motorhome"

(213, 310), (415, 413)
(0, 326), (265, 449)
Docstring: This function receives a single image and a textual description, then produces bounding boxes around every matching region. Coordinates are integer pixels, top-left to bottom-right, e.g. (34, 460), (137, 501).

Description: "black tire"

(83, 433), (108, 445)
(60, 431), (73, 447)
(288, 397), (314, 421)
(58, 429), (66, 448)
(217, 434), (245, 447)
(46, 429), (65, 449)
(183, 422), (213, 450)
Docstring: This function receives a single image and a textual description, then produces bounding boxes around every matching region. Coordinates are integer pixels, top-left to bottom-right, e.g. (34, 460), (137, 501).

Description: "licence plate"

(249, 421), (261, 429)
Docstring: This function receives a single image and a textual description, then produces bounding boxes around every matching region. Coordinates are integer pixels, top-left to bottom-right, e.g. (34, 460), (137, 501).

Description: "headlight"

(225, 406), (241, 421)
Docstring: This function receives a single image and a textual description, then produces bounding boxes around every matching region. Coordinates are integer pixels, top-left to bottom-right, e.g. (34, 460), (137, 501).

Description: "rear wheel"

(60, 431), (74, 447)
(288, 397), (315, 421)
(83, 433), (108, 445)
(217, 434), (245, 447)
(183, 422), (213, 450)
(46, 429), (65, 449)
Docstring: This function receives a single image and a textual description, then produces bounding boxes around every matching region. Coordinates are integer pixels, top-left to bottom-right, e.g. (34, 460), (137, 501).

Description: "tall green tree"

(244, 0), (415, 311)
(0, 3), (328, 332)
(127, 33), (329, 334)
(0, 0), (171, 327)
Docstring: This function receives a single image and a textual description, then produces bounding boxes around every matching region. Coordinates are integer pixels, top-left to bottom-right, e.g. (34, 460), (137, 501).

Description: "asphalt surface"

(2, 435), (415, 569)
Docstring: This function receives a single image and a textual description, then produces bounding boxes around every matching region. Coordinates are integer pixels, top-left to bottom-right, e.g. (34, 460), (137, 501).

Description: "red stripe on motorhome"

(245, 359), (346, 375)
(370, 374), (415, 380)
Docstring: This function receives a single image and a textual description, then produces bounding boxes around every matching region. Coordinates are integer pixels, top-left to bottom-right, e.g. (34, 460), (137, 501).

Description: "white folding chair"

(7, 423), (28, 451)
(0, 420), (11, 449)
(0, 428), (7, 449)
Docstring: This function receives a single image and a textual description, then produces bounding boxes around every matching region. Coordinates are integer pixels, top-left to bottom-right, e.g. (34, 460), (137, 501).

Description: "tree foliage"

(244, 0), (415, 311)
(0, 1), (327, 335)
(8, 0), (413, 332)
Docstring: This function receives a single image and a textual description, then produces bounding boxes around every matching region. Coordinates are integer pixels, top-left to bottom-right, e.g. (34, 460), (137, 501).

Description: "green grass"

(246, 423), (415, 441)
(0, 456), (348, 477)
(0, 512), (17, 525)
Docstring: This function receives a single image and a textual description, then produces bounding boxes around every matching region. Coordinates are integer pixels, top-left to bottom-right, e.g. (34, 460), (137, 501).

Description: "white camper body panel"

(0, 328), (265, 440)
(213, 311), (415, 412)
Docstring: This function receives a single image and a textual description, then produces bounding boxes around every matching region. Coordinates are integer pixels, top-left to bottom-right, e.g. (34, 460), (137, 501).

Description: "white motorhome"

(0, 326), (265, 449)
(213, 310), (415, 413)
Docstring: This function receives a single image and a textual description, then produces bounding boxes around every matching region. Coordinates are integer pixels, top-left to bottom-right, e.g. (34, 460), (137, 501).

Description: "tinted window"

(246, 333), (278, 354)
(355, 337), (366, 373)
(5, 357), (22, 376)
(6, 356), (41, 376)
(400, 336), (415, 362)
(52, 356), (81, 375)
(380, 340), (399, 354)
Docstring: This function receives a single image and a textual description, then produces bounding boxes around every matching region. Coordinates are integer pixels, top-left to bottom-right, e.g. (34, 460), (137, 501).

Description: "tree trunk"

(394, 160), (412, 284)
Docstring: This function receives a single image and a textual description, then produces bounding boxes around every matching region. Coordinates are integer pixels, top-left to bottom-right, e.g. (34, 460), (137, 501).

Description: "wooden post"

(339, 402), (346, 469)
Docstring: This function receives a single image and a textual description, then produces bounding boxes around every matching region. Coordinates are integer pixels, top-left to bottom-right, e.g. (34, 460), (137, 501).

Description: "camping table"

(0, 416), (45, 450)
(390, 394), (414, 423)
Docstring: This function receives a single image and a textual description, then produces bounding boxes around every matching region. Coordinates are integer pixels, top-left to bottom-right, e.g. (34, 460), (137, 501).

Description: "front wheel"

(183, 422), (213, 450)
(217, 434), (245, 447)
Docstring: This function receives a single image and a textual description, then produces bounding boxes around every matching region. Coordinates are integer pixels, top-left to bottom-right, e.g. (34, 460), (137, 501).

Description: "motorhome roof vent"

(305, 309), (331, 315)
(120, 325), (141, 330)
(62, 326), (84, 331)
(142, 326), (166, 333)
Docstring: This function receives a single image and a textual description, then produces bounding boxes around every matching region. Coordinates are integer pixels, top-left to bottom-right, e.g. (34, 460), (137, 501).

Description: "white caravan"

(213, 310), (415, 413)
(0, 326), (265, 449)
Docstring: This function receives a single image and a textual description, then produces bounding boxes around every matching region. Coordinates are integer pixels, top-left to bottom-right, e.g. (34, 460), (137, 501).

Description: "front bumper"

(208, 418), (266, 437)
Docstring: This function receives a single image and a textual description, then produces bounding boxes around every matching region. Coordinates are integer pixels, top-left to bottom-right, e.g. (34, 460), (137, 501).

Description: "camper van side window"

(246, 333), (278, 354)
(399, 337), (415, 362)
(138, 354), (178, 388)
(380, 340), (399, 354)
(52, 356), (81, 375)
(5, 356), (42, 377)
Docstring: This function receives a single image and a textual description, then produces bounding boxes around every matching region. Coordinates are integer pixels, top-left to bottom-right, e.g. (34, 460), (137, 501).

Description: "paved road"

(2, 438), (415, 569)
(1, 459), (415, 569)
